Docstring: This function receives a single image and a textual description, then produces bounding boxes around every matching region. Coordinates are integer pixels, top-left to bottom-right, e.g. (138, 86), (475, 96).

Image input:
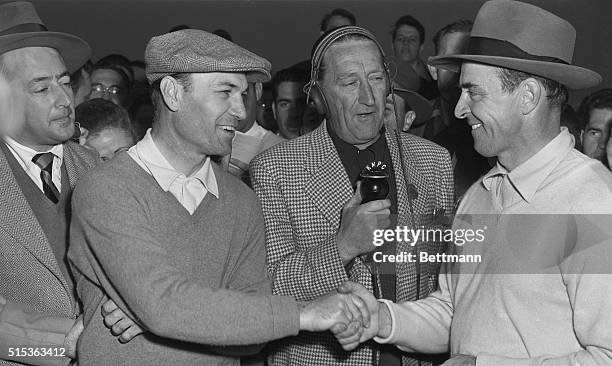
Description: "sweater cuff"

(373, 299), (397, 344)
(268, 295), (300, 340)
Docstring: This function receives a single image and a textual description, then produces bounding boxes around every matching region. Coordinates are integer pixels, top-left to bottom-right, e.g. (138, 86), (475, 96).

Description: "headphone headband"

(305, 26), (389, 100)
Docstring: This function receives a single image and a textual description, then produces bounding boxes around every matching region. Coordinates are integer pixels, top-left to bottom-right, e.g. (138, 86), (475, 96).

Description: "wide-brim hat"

(0, 1), (90, 73)
(392, 86), (433, 127)
(429, 0), (601, 90)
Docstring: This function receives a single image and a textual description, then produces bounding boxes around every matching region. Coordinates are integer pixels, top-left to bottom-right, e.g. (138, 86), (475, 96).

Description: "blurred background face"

(581, 108), (612, 162)
(85, 127), (135, 161)
(273, 81), (306, 139)
(89, 68), (129, 106)
(393, 25), (422, 63)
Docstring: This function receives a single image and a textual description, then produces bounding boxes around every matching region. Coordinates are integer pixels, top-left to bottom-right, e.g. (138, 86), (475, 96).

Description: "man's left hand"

(102, 299), (144, 343)
(441, 355), (476, 366)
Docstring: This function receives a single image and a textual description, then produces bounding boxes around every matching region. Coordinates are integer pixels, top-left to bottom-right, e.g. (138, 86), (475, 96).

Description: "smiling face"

(319, 38), (388, 148)
(455, 62), (522, 161)
(175, 72), (247, 156)
(0, 47), (75, 151)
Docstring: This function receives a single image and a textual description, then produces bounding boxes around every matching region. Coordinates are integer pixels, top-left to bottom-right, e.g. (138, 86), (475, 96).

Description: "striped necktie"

(32, 153), (60, 203)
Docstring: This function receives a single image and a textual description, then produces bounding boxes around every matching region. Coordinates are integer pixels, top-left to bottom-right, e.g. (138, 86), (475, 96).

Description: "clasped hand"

(299, 281), (386, 351)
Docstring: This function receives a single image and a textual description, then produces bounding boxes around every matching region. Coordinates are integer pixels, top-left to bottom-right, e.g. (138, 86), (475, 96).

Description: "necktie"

(32, 153), (60, 203)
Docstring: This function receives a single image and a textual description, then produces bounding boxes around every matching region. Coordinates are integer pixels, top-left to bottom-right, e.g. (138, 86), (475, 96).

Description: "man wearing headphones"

(251, 26), (453, 366)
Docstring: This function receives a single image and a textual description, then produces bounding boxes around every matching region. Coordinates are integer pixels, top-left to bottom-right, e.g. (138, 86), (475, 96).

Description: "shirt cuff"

(373, 299), (397, 344)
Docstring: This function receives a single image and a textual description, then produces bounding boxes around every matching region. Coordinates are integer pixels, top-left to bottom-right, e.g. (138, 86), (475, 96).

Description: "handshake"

(298, 281), (392, 351)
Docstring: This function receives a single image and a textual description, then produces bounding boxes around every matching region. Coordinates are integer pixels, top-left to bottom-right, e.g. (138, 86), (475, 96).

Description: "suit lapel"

(0, 144), (68, 292)
(63, 143), (82, 189)
(386, 129), (427, 227)
(304, 123), (353, 229)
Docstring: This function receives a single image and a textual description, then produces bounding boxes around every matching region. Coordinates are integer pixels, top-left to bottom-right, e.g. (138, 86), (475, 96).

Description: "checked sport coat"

(250, 122), (454, 366)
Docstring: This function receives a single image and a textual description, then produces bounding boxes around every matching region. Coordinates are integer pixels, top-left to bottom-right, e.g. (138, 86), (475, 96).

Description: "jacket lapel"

(0, 144), (68, 291)
(303, 123), (353, 229)
(386, 130), (427, 227)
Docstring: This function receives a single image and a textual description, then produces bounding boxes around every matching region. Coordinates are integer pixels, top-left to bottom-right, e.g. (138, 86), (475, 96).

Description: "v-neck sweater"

(68, 152), (299, 365)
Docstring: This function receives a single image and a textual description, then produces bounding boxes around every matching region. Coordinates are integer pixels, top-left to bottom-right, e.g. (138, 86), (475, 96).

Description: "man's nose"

(358, 81), (374, 106)
(230, 95), (247, 120)
(455, 91), (469, 119)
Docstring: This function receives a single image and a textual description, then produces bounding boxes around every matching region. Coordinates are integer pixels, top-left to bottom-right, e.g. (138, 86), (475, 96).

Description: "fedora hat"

(429, 0), (601, 90)
(0, 1), (90, 72)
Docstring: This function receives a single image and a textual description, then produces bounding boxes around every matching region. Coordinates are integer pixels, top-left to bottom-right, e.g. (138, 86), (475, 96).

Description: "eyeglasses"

(91, 84), (124, 95)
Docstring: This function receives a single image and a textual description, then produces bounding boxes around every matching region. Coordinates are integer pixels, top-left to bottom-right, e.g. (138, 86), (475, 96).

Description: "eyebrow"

(459, 82), (479, 89)
(29, 71), (70, 85)
(214, 81), (242, 90)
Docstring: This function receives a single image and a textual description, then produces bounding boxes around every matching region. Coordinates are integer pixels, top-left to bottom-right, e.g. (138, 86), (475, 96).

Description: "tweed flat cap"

(145, 29), (271, 84)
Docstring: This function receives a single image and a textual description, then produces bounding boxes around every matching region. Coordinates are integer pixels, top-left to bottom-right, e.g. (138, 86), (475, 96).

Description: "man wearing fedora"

(0, 2), (142, 365)
(334, 1), (612, 365)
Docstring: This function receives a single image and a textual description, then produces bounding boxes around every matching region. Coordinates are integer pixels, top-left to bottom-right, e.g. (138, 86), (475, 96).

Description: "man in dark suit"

(0, 2), (139, 365)
(250, 26), (454, 366)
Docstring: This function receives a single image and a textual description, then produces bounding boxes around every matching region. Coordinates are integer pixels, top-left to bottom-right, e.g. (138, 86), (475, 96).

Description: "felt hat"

(0, 1), (90, 72)
(429, 0), (601, 90)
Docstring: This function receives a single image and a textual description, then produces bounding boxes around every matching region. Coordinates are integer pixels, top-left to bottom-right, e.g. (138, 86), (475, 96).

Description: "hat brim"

(429, 54), (601, 90)
(392, 87), (433, 127)
(0, 32), (91, 73)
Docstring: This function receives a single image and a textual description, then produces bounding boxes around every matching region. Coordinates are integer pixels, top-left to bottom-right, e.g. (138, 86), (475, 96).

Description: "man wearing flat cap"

(67, 29), (373, 365)
(0, 2), (141, 365)
(336, 1), (612, 365)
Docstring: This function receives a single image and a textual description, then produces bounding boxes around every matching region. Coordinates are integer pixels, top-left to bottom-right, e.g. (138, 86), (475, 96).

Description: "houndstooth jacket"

(0, 141), (97, 366)
(250, 122), (454, 366)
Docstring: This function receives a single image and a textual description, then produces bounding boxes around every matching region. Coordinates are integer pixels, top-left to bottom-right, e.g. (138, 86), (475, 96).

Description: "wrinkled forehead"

(195, 71), (248, 91)
(0, 47), (66, 78)
(322, 37), (384, 71)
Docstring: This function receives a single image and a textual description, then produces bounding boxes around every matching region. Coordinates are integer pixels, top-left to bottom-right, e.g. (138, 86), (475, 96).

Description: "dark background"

(32, 0), (611, 107)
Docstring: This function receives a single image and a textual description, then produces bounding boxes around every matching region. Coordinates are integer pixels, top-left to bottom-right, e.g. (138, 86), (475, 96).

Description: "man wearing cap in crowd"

(67, 29), (373, 365)
(0, 2), (142, 365)
(335, 1), (612, 365)
(250, 26), (453, 366)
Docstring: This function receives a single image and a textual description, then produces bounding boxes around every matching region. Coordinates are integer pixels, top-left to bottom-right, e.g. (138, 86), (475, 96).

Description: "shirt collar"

(3, 135), (64, 167)
(130, 129), (219, 199)
(241, 121), (266, 138)
(481, 128), (574, 203)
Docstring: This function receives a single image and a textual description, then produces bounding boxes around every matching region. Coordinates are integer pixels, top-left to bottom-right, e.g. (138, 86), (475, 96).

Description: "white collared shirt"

(128, 129), (219, 214)
(4, 136), (64, 193)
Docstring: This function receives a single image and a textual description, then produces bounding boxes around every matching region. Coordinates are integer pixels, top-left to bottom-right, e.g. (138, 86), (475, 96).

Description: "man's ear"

(255, 82), (263, 102)
(520, 78), (541, 115)
(159, 76), (182, 112)
(580, 129), (585, 145)
(427, 56), (438, 81)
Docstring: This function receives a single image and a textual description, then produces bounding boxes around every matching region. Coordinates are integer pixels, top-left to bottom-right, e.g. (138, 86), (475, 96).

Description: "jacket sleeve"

(250, 156), (351, 302)
(68, 177), (299, 347)
(0, 296), (73, 366)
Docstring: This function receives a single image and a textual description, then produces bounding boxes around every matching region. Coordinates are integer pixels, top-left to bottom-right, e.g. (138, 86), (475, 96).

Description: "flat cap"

(145, 29), (271, 84)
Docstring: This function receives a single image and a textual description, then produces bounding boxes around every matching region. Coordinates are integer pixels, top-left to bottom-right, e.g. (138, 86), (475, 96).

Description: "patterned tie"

(32, 153), (60, 203)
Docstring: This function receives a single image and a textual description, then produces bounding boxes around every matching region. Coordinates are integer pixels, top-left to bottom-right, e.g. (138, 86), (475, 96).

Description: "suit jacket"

(0, 141), (97, 366)
(250, 122), (454, 366)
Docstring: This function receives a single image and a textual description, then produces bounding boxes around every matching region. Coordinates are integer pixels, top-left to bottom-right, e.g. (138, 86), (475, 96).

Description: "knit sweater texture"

(68, 152), (299, 365)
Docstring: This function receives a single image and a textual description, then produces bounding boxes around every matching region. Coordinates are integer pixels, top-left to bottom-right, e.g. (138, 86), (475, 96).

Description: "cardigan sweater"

(68, 152), (299, 365)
